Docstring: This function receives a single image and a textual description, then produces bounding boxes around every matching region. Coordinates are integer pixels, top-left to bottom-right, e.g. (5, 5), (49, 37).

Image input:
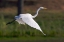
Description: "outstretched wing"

(16, 19), (25, 25)
(22, 16), (46, 35)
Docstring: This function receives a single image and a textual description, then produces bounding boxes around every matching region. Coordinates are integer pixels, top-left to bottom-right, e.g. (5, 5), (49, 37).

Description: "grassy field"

(0, 37), (64, 42)
(0, 10), (64, 41)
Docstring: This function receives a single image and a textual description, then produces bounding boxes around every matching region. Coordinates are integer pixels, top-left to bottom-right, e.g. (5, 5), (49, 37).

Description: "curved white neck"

(32, 8), (41, 18)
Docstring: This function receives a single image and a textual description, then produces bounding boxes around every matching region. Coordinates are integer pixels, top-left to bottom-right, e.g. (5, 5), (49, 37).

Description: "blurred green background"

(0, 0), (64, 42)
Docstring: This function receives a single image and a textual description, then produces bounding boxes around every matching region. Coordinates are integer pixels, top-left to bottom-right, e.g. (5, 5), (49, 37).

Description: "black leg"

(6, 19), (15, 25)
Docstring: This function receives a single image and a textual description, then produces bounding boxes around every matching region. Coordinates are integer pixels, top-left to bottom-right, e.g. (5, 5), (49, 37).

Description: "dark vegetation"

(0, 0), (64, 10)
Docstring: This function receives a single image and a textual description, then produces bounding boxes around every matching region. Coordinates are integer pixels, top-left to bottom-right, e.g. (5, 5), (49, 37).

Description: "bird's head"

(40, 7), (47, 9)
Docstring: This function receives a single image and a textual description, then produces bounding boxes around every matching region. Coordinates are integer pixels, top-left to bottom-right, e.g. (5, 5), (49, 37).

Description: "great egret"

(6, 7), (47, 35)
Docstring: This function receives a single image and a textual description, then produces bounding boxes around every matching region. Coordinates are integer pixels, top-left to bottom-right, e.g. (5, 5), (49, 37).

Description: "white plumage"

(15, 7), (47, 35)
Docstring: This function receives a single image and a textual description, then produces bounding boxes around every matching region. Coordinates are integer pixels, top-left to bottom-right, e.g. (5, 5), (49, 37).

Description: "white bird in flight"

(6, 7), (47, 35)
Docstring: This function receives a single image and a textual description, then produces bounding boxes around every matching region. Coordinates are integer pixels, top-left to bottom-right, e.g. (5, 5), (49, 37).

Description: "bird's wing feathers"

(17, 14), (46, 35)
(22, 16), (42, 32)
(16, 19), (25, 25)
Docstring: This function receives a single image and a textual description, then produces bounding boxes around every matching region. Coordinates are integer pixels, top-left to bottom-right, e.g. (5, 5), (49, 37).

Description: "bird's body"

(15, 13), (32, 25)
(7, 7), (47, 35)
(15, 13), (46, 35)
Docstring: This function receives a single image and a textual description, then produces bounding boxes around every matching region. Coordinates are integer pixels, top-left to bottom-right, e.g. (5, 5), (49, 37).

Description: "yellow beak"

(44, 7), (47, 9)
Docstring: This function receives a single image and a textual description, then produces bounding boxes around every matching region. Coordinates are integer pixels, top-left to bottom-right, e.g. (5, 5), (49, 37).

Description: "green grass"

(0, 10), (64, 37)
(0, 37), (63, 40)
